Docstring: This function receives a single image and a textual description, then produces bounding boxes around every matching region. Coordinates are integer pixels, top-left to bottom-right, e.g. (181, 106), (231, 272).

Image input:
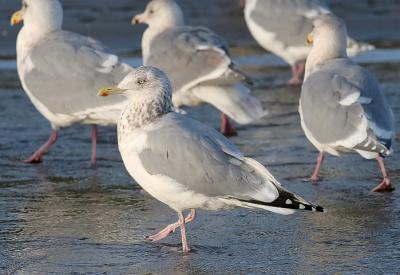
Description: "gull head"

(132, 0), (184, 28)
(307, 14), (348, 56)
(98, 66), (173, 113)
(11, 0), (63, 32)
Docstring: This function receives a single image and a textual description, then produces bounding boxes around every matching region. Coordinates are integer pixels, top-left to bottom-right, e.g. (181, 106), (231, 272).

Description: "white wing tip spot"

(285, 199), (292, 205)
(299, 204), (305, 210)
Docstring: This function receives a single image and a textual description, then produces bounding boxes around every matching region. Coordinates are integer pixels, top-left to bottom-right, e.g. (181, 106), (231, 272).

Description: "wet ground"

(1, 1), (400, 274)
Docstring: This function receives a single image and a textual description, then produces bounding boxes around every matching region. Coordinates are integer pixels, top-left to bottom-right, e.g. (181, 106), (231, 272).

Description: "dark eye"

(137, 78), (146, 85)
(23, 2), (28, 8)
(149, 9), (154, 14)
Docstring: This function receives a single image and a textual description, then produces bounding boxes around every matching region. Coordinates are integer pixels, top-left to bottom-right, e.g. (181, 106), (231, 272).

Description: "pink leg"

(23, 130), (58, 163)
(288, 62), (305, 85)
(147, 209), (196, 242)
(372, 156), (395, 192)
(220, 113), (237, 137)
(179, 211), (190, 253)
(90, 125), (97, 167)
(310, 152), (324, 183)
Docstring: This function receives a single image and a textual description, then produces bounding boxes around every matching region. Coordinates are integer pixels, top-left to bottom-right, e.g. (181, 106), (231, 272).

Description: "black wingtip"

(301, 204), (325, 213)
(316, 205), (325, 212)
(293, 199), (324, 212)
(237, 198), (324, 213)
(272, 185), (325, 213)
(236, 183), (325, 213)
(354, 137), (391, 157)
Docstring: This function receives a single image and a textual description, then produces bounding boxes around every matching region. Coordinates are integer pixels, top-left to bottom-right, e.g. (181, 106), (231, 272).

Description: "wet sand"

(1, 0), (400, 274)
(1, 61), (400, 273)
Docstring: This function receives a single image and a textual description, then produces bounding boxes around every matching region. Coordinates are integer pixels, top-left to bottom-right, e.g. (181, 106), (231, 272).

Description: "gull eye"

(149, 9), (154, 14)
(137, 78), (146, 85)
(23, 2), (28, 8)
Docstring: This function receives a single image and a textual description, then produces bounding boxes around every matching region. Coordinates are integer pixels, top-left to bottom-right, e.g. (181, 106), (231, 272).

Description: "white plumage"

(133, 0), (268, 136)
(300, 14), (395, 192)
(243, 0), (374, 84)
(12, 0), (134, 164)
(98, 66), (324, 253)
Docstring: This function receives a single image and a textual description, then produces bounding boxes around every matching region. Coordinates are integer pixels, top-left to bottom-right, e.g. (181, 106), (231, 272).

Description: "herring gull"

(98, 66), (324, 253)
(132, 0), (268, 136)
(11, 0), (134, 166)
(243, 0), (375, 85)
(300, 14), (395, 192)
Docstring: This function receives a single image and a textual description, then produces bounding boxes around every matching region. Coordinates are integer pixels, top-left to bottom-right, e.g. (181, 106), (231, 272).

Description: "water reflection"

(0, 59), (399, 274)
(295, 188), (397, 274)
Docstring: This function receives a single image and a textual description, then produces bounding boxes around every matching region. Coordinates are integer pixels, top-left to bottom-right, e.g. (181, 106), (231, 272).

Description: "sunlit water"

(1, 0), (400, 272)
(1, 59), (399, 273)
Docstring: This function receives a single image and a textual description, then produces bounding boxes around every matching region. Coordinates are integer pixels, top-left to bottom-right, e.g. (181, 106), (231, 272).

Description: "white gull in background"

(243, 0), (375, 85)
(11, 0), (134, 166)
(300, 14), (395, 192)
(132, 0), (268, 136)
(98, 66), (324, 253)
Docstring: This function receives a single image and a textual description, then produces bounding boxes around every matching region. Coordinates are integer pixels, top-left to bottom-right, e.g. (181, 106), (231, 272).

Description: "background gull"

(98, 66), (324, 253)
(300, 14), (395, 192)
(243, 0), (375, 85)
(11, 0), (134, 166)
(132, 0), (268, 136)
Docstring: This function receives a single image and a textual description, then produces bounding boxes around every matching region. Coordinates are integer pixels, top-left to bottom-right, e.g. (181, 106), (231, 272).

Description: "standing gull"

(98, 66), (324, 253)
(11, 0), (133, 166)
(132, 0), (268, 136)
(243, 0), (374, 85)
(300, 14), (395, 192)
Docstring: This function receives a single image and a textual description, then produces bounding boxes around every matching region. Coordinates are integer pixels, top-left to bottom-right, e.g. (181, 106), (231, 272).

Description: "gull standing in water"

(132, 0), (268, 136)
(11, 0), (134, 166)
(242, 0), (374, 85)
(98, 66), (324, 253)
(300, 14), (395, 192)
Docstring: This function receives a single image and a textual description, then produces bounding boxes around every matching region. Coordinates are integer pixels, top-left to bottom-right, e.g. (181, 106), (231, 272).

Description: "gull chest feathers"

(99, 66), (324, 253)
(117, 102), (215, 212)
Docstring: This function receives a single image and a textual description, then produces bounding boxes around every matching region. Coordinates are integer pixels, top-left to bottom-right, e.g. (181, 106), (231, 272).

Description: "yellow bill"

(131, 14), (143, 25)
(97, 86), (127, 97)
(10, 10), (23, 26)
(306, 33), (314, 45)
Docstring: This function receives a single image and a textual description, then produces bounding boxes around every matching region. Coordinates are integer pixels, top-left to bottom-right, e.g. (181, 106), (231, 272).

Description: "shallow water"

(1, 61), (400, 273)
(1, 1), (400, 274)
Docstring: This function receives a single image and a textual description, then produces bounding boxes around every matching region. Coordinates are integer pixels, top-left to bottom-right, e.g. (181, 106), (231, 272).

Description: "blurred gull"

(243, 0), (375, 85)
(11, 0), (134, 166)
(300, 14), (395, 192)
(98, 66), (324, 253)
(132, 0), (268, 136)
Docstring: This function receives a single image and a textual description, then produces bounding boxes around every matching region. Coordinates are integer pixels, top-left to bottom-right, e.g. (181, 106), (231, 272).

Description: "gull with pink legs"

(11, 0), (134, 166)
(242, 0), (374, 85)
(98, 66), (324, 253)
(132, 0), (268, 137)
(300, 14), (395, 192)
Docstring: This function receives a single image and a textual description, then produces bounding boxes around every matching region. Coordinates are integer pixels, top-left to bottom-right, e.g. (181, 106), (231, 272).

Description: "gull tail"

(219, 158), (324, 215)
(236, 184), (325, 215)
(191, 83), (268, 124)
(353, 136), (390, 157)
(347, 37), (375, 57)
